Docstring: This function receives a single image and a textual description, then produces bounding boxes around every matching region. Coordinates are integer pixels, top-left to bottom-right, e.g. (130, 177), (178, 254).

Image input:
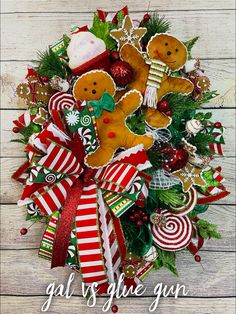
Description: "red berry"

(12, 127), (20, 133)
(136, 220), (143, 227)
(165, 110), (172, 116)
(194, 255), (201, 262)
(110, 51), (120, 63)
(157, 100), (170, 113)
(214, 122), (222, 128)
(143, 215), (148, 222)
(130, 215), (135, 222)
(20, 228), (28, 235)
(143, 13), (151, 22)
(134, 213), (140, 220)
(138, 209), (143, 215)
(41, 76), (49, 82)
(111, 304), (118, 313)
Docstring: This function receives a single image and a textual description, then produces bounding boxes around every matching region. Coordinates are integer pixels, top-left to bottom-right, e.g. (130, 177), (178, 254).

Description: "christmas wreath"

(12, 5), (229, 301)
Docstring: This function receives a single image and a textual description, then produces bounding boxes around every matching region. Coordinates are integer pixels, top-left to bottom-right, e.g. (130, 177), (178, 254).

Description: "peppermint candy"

(169, 187), (197, 216)
(150, 209), (193, 251)
(27, 203), (41, 217)
(48, 92), (75, 114)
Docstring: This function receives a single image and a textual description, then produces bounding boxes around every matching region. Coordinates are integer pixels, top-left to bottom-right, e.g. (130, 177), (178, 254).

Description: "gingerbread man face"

(73, 70), (116, 101)
(147, 34), (187, 71)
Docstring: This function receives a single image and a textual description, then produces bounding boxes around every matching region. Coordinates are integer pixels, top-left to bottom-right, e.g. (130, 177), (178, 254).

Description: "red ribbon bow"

(15, 123), (151, 291)
(97, 6), (128, 24)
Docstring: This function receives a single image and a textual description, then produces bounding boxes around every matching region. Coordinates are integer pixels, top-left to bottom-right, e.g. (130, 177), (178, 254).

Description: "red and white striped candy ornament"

(48, 92), (76, 114)
(168, 187), (197, 216)
(150, 209), (193, 251)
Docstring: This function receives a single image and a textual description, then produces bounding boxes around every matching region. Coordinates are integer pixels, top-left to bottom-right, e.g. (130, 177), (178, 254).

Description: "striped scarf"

(143, 58), (171, 108)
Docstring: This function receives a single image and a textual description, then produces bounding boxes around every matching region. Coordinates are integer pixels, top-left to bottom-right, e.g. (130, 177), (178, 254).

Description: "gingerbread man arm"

(166, 77), (194, 95)
(116, 90), (143, 116)
(120, 44), (149, 93)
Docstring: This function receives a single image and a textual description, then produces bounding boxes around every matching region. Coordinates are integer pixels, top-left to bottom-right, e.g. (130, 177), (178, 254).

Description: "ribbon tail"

(51, 179), (83, 268)
(98, 189), (119, 283)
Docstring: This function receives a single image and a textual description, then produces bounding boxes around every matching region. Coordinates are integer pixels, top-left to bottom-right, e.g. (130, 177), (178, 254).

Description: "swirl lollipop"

(48, 91), (76, 114)
(150, 209), (193, 251)
(168, 187), (197, 216)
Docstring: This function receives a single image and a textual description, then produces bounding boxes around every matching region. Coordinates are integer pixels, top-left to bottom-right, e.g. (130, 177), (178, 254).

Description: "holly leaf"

(90, 14), (117, 51)
(188, 204), (209, 218)
(196, 219), (222, 239)
(155, 248), (178, 275)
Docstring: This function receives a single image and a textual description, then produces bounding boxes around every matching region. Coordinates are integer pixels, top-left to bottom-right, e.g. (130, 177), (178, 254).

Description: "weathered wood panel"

(1, 11), (235, 60)
(1, 59), (235, 109)
(2, 0), (235, 13)
(1, 204), (234, 250)
(1, 296), (235, 314)
(1, 250), (235, 296)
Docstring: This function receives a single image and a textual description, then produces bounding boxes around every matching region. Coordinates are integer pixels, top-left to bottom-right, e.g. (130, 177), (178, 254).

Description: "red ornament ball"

(20, 228), (28, 235)
(214, 122), (222, 128)
(162, 147), (189, 171)
(12, 127), (20, 133)
(110, 51), (120, 63)
(143, 13), (151, 23)
(194, 255), (201, 262)
(110, 61), (133, 87)
(111, 304), (118, 313)
(157, 100), (170, 113)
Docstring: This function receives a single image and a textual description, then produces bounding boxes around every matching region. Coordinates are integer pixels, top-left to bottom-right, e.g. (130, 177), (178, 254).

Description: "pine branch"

(184, 36), (199, 59)
(189, 132), (216, 155)
(149, 188), (184, 207)
(142, 13), (171, 46)
(35, 49), (68, 79)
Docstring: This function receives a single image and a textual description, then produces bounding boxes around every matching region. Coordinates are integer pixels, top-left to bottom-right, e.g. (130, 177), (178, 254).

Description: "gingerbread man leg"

(124, 132), (154, 150)
(85, 145), (115, 168)
(145, 108), (171, 129)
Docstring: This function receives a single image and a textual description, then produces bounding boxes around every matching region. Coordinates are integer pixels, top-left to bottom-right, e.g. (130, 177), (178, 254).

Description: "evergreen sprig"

(142, 13), (171, 46)
(184, 36), (199, 59)
(153, 248), (178, 275)
(36, 49), (69, 79)
(196, 219), (221, 239)
(149, 188), (184, 207)
(189, 132), (216, 155)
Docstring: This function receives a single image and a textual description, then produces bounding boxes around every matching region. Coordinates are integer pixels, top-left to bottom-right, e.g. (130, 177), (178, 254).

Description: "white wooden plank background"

(0, 1), (235, 313)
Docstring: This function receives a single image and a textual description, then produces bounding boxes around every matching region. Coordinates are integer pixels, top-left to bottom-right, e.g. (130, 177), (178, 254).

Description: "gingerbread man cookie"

(73, 70), (154, 168)
(120, 34), (194, 128)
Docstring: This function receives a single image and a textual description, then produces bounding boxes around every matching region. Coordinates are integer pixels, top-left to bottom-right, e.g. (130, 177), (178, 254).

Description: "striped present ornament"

(197, 166), (229, 204)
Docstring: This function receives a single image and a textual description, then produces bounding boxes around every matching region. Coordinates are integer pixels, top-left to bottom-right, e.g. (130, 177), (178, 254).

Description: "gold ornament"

(172, 162), (206, 192)
(110, 15), (147, 50)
